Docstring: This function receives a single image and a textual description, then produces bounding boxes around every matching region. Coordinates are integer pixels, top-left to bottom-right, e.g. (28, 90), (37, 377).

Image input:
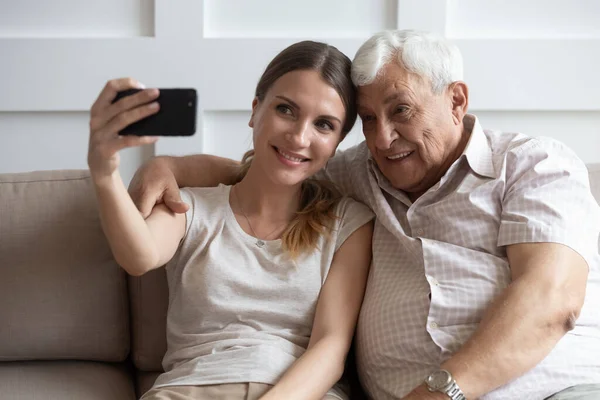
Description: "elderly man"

(128, 30), (600, 399)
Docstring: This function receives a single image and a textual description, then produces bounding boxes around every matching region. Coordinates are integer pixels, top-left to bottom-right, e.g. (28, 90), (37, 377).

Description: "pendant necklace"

(232, 185), (288, 248)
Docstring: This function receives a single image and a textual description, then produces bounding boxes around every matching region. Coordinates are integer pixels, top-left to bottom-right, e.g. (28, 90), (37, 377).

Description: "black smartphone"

(112, 88), (197, 136)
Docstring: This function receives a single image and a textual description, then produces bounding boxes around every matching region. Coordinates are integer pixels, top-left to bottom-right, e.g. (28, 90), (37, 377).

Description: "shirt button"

(414, 228), (424, 236)
(429, 322), (438, 329)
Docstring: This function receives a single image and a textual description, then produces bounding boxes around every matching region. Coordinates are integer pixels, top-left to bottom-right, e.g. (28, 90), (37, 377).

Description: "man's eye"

(276, 104), (293, 114)
(361, 115), (375, 123)
(395, 106), (408, 114)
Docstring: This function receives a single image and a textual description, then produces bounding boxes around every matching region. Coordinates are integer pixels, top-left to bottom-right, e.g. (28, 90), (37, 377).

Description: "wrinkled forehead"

(357, 62), (434, 108)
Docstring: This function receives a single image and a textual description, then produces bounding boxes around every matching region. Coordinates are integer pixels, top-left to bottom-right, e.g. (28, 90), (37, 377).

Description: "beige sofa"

(1, 165), (599, 399)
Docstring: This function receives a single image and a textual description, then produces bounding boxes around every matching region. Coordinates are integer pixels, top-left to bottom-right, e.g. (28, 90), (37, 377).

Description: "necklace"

(232, 185), (288, 248)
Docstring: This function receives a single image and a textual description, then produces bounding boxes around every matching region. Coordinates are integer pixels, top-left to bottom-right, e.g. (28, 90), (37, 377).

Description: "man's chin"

(380, 167), (418, 190)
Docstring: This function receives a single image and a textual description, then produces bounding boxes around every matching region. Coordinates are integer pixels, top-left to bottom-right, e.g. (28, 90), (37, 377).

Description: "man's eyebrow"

(276, 95), (342, 124)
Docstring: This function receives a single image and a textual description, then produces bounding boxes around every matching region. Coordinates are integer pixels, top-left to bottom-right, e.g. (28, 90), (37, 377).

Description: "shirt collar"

(462, 114), (496, 179)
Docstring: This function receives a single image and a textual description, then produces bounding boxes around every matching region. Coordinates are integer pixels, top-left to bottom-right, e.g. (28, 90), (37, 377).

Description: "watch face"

(426, 370), (452, 390)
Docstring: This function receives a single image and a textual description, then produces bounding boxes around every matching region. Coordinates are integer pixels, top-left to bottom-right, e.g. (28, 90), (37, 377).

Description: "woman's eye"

(316, 120), (334, 131)
(276, 104), (293, 115)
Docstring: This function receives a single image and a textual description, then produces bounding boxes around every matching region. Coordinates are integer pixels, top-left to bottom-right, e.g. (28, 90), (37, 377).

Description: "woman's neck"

(232, 164), (301, 223)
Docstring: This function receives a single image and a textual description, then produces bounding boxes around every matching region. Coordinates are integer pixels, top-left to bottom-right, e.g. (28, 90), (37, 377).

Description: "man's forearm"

(438, 277), (577, 399)
(159, 154), (240, 188)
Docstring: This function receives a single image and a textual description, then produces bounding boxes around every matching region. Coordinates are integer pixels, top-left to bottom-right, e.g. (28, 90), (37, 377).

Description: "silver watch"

(424, 369), (466, 400)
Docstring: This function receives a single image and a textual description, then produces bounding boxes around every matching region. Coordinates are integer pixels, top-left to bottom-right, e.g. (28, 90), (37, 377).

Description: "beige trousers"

(140, 383), (340, 400)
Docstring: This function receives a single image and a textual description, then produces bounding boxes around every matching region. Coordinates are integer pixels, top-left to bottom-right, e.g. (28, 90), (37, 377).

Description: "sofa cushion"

(129, 268), (169, 372)
(0, 170), (129, 361)
(136, 370), (161, 398)
(0, 361), (136, 400)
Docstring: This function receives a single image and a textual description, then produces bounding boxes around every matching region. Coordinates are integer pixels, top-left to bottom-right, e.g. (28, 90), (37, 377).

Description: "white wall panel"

(474, 111), (600, 165)
(155, 0), (203, 38)
(397, 0), (447, 35)
(0, 0), (154, 38)
(204, 0), (396, 38)
(0, 112), (150, 184)
(203, 112), (253, 161)
(460, 39), (599, 111)
(446, 0), (600, 39)
(0, 38), (364, 112)
(340, 122), (366, 152)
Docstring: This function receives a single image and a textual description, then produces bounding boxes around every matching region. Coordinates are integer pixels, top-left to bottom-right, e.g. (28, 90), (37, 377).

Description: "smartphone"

(112, 88), (197, 136)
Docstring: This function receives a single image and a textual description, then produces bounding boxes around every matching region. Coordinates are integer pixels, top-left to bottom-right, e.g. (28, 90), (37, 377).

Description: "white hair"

(351, 30), (463, 93)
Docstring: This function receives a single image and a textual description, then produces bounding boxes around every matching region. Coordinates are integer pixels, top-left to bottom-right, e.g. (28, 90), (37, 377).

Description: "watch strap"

(445, 380), (466, 400)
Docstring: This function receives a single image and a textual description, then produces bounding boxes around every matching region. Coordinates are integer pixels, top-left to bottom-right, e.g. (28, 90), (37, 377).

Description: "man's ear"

(449, 81), (469, 125)
(248, 98), (259, 128)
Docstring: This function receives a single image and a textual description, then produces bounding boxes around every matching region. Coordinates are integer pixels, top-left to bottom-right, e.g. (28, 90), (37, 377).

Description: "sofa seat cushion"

(0, 361), (136, 400)
(129, 269), (168, 371)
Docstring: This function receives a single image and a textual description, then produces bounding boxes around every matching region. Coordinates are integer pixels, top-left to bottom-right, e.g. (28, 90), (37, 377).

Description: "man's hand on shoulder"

(128, 156), (189, 218)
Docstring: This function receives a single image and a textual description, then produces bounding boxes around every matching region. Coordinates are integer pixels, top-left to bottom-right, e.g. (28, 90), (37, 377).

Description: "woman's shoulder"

(335, 196), (374, 220)
(180, 184), (231, 212)
(326, 196), (374, 253)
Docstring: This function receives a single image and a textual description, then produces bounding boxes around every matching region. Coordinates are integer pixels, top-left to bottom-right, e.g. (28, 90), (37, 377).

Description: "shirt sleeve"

(498, 137), (600, 268)
(179, 187), (196, 241)
(334, 197), (375, 252)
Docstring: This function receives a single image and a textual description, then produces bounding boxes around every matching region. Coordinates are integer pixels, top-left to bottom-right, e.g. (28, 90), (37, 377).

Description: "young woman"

(87, 41), (374, 400)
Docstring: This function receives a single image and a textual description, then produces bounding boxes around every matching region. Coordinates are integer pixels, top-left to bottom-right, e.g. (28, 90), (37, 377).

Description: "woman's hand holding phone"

(87, 77), (160, 183)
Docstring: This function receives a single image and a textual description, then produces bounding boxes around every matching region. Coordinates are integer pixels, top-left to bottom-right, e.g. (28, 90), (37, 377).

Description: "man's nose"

(374, 119), (398, 150)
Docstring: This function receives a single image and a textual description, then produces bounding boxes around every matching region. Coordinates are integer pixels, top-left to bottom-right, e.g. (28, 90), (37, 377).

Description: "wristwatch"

(424, 369), (466, 400)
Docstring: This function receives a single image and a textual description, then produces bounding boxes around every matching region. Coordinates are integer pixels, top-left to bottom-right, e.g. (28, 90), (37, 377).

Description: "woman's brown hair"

(237, 40), (358, 258)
